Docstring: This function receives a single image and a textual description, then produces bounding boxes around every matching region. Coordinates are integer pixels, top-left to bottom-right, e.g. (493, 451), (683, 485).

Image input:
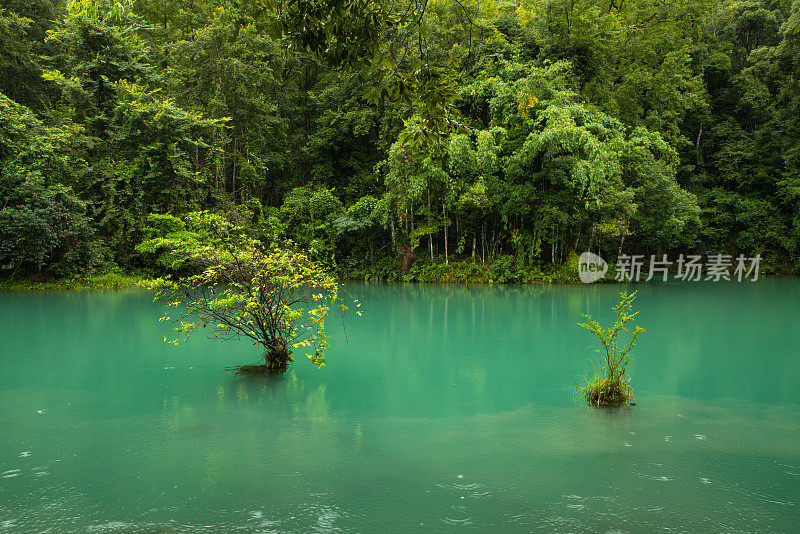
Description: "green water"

(1, 280), (799, 532)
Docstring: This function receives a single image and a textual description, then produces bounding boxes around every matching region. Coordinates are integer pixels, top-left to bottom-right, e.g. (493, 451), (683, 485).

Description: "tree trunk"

(231, 136), (236, 203)
(443, 204), (449, 265)
(390, 216), (396, 253)
(428, 190), (433, 261)
(472, 233), (476, 261)
(481, 220), (486, 264)
(401, 243), (415, 273)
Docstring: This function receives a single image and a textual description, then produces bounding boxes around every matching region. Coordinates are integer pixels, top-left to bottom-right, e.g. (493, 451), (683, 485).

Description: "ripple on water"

(503, 494), (622, 532)
(302, 502), (345, 531)
(632, 463), (675, 482)
(435, 475), (493, 500)
(87, 521), (132, 532)
(443, 516), (473, 526)
(778, 463), (800, 476)
(539, 514), (584, 531)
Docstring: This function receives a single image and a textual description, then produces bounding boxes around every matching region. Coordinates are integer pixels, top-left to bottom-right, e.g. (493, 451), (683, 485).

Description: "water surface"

(1, 279), (799, 532)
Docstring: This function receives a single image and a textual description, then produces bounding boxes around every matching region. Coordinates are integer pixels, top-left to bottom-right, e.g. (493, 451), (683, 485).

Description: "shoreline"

(2, 264), (787, 292)
(0, 273), (151, 292)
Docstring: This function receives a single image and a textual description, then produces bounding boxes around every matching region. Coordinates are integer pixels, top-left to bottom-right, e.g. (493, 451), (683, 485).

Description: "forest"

(1, 0), (798, 283)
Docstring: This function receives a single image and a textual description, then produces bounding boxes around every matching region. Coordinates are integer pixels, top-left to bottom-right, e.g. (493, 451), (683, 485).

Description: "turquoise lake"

(1, 279), (799, 532)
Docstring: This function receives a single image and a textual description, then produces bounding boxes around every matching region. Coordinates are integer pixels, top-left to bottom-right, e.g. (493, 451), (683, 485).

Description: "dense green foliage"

(2, 0), (798, 281)
(578, 290), (645, 406)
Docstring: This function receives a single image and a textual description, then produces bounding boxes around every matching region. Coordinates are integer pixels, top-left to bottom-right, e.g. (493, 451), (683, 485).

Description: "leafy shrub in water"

(142, 214), (358, 374)
(578, 291), (645, 406)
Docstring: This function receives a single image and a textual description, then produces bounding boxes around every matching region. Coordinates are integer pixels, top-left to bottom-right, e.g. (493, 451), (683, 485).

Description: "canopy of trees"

(1, 0), (798, 280)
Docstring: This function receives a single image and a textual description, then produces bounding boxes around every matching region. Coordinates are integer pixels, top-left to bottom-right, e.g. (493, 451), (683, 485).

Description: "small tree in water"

(142, 212), (357, 374)
(578, 291), (645, 406)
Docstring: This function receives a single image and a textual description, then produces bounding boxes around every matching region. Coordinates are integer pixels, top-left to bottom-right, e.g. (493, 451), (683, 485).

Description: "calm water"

(1, 279), (799, 532)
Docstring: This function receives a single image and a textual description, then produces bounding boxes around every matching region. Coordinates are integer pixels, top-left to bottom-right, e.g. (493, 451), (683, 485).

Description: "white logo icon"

(579, 252), (607, 283)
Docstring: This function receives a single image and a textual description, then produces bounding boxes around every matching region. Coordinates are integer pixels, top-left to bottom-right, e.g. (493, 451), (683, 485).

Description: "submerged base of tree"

(581, 377), (634, 407)
(230, 348), (294, 375)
